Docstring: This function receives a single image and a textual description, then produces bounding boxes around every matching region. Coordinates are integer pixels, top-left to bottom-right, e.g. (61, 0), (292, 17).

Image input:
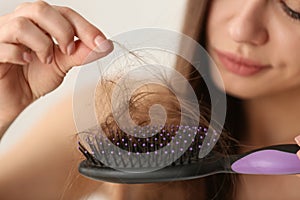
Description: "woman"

(186, 1), (300, 199)
(192, 0), (300, 199)
(1, 1), (300, 200)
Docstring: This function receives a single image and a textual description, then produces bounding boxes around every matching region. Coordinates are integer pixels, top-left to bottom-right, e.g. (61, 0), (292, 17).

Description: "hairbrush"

(77, 125), (300, 184)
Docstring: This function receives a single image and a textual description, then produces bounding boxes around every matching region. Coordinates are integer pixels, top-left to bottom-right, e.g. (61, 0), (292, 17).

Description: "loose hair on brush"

(88, 45), (238, 199)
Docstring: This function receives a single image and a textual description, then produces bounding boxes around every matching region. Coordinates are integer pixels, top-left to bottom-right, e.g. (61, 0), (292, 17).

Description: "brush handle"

(231, 144), (300, 174)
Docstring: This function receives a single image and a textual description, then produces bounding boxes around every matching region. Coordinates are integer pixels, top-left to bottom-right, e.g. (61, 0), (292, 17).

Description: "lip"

(214, 49), (270, 76)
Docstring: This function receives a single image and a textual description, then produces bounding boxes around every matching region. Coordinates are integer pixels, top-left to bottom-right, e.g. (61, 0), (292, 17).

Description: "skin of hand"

(0, 1), (113, 131)
(295, 136), (300, 160)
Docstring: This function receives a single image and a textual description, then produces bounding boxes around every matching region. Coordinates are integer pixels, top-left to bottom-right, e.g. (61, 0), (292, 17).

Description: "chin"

(224, 85), (275, 100)
(225, 89), (257, 100)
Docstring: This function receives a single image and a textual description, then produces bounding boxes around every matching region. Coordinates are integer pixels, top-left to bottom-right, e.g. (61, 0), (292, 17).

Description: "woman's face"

(206, 0), (300, 99)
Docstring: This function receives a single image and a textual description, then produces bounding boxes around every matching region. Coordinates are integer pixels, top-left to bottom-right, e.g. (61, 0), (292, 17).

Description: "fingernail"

(23, 52), (32, 63)
(94, 36), (113, 53)
(47, 55), (53, 64)
(67, 42), (75, 56)
(295, 135), (300, 145)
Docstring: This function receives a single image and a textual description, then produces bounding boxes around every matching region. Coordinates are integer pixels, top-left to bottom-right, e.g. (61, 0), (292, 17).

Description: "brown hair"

(94, 80), (235, 200)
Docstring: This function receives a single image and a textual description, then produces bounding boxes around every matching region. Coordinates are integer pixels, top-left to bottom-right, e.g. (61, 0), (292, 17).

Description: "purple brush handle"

(231, 149), (300, 174)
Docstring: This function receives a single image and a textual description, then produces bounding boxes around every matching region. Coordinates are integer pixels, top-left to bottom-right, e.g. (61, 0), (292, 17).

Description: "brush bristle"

(78, 124), (219, 169)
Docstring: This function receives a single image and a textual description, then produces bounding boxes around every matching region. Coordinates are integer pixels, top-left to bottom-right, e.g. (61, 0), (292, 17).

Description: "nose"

(228, 1), (269, 46)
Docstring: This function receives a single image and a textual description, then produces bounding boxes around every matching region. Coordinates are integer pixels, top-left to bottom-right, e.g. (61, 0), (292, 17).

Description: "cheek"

(206, 0), (241, 41)
(271, 16), (300, 70)
(266, 26), (300, 93)
(206, 3), (226, 45)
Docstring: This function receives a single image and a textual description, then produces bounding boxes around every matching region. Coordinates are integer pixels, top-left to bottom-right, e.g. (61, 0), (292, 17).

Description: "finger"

(0, 17), (53, 64)
(295, 135), (300, 146)
(53, 39), (112, 74)
(0, 14), (8, 25)
(0, 43), (32, 65)
(13, 1), (75, 55)
(54, 5), (113, 53)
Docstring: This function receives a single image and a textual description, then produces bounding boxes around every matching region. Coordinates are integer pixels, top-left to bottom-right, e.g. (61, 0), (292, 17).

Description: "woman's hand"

(0, 1), (113, 129)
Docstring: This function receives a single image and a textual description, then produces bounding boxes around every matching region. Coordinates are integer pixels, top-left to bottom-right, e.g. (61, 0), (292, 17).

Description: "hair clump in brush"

(77, 45), (237, 169)
(78, 72), (236, 169)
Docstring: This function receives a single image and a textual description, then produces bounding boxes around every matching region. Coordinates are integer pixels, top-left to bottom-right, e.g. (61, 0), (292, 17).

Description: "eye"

(280, 0), (300, 20)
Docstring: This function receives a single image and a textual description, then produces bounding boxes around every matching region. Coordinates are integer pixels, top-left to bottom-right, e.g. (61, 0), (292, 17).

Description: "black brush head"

(78, 124), (222, 183)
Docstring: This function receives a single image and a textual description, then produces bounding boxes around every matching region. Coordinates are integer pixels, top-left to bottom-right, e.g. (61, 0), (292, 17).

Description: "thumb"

(54, 39), (113, 73)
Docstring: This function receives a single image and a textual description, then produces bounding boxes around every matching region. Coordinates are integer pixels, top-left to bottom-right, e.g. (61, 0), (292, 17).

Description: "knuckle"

(12, 17), (29, 33)
(32, 1), (51, 17)
(59, 6), (73, 15)
(57, 8), (75, 36)
(14, 2), (31, 12)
